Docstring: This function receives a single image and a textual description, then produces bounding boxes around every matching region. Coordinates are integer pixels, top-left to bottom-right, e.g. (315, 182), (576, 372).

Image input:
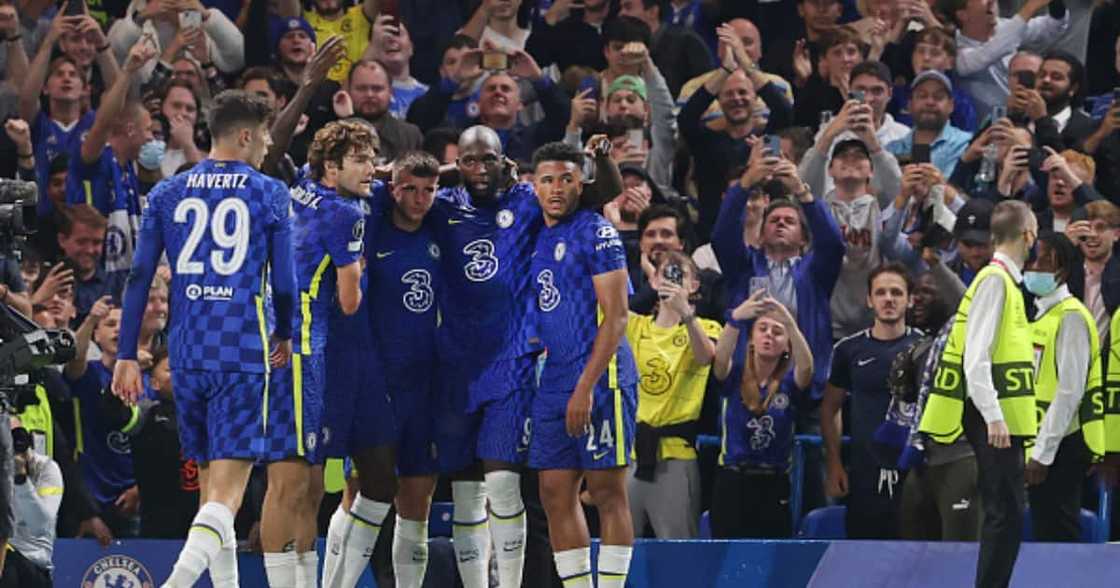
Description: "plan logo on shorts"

(82, 554), (155, 588)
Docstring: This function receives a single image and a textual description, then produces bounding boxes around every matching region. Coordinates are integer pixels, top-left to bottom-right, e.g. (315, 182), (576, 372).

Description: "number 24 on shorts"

(585, 419), (615, 457)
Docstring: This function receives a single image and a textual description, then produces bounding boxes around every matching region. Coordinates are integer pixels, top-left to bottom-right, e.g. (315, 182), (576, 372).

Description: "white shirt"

(481, 25), (530, 51)
(963, 251), (1023, 424)
(1051, 105), (1072, 134)
(11, 453), (62, 571)
(1030, 285), (1092, 465)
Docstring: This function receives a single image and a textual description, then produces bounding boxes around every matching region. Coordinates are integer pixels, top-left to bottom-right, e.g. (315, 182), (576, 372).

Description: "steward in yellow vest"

(1105, 308), (1120, 466)
(917, 200), (1038, 588)
(1020, 232), (1104, 541)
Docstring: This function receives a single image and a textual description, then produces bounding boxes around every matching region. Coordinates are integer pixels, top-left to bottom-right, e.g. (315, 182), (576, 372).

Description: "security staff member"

(1106, 309), (1120, 469)
(1023, 232), (1105, 542)
(919, 200), (1038, 588)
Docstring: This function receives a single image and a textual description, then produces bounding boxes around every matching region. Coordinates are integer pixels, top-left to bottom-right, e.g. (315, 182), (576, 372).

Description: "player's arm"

(113, 201), (166, 403)
(336, 261), (362, 315)
(329, 207), (366, 315)
(268, 191), (296, 365)
(567, 267), (630, 437)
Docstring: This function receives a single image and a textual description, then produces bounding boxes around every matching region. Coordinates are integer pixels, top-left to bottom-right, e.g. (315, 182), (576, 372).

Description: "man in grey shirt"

(947, 0), (1068, 119)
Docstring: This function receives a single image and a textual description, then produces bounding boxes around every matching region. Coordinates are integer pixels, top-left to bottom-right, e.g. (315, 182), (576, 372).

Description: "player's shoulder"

(571, 210), (621, 242)
(146, 171), (192, 206)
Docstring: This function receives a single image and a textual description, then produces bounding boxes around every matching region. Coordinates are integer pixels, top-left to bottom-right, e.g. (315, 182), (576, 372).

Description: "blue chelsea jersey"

(136, 159), (291, 372)
(290, 176), (366, 355)
(427, 182), (544, 366)
(530, 208), (636, 393)
(366, 211), (441, 364)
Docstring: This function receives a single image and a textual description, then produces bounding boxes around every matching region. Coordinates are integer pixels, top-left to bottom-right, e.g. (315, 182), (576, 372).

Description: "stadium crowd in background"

(0, 0), (1119, 587)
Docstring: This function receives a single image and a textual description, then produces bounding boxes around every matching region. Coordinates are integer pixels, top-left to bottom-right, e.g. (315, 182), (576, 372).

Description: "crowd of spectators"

(1, 0), (1120, 583)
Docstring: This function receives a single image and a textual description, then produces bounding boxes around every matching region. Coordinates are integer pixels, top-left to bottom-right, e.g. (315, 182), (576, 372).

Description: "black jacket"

(1036, 107), (1097, 152)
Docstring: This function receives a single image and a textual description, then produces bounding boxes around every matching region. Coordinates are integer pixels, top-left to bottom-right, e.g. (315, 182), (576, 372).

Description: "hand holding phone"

(482, 50), (509, 71)
(911, 143), (931, 165)
(179, 9), (201, 29)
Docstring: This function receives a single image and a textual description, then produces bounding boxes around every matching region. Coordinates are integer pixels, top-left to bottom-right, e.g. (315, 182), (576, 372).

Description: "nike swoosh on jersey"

(376, 251), (394, 259)
(448, 219), (465, 225)
(857, 358), (875, 367)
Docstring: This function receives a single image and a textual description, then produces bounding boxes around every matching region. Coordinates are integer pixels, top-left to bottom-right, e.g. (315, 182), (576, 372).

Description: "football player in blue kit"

(112, 90), (296, 588)
(319, 149), (444, 588)
(425, 125), (542, 588)
(424, 126), (617, 588)
(366, 151), (443, 588)
(278, 119), (372, 587)
(527, 142), (638, 588)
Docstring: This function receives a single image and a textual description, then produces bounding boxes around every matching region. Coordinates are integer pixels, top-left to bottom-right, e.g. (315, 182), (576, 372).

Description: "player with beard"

(276, 0), (379, 82)
(280, 120), (375, 588)
(823, 264), (923, 538)
(389, 126), (613, 588)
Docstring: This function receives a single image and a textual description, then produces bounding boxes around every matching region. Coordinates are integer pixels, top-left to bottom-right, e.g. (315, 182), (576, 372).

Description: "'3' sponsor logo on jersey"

(462, 239), (499, 282)
(401, 269), (434, 313)
(536, 270), (561, 312)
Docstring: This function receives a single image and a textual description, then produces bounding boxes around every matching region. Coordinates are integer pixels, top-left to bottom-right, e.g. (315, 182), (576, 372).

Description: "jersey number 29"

(174, 197), (250, 276)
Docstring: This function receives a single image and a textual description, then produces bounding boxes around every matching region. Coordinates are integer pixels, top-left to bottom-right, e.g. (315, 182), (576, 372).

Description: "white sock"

(327, 493), (390, 588)
(209, 539), (239, 588)
(485, 471), (526, 588)
(297, 550), (319, 588)
(164, 502), (234, 588)
(264, 552), (299, 588)
(392, 515), (429, 588)
(451, 480), (491, 588)
(553, 547), (592, 588)
(596, 545), (633, 588)
(321, 505), (348, 586)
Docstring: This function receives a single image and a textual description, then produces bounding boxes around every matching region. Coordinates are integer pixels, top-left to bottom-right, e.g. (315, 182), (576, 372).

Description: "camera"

(0, 179), (39, 258)
(11, 426), (31, 454)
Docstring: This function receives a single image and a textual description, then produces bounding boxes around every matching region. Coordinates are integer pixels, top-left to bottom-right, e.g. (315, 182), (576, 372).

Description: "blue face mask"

(138, 139), (166, 171)
(1023, 271), (1058, 296)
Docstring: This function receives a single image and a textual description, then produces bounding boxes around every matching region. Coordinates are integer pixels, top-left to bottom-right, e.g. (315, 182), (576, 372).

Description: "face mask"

(1023, 271), (1058, 296)
(138, 139), (167, 171)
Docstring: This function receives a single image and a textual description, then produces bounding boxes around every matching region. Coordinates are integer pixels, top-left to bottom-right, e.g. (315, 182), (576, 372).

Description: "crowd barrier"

(695, 434), (1114, 541)
(52, 537), (1119, 587)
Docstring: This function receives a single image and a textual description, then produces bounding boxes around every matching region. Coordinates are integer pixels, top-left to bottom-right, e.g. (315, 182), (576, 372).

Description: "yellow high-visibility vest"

(919, 263), (1037, 442)
(1105, 308), (1120, 453)
(1029, 296), (1104, 457)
